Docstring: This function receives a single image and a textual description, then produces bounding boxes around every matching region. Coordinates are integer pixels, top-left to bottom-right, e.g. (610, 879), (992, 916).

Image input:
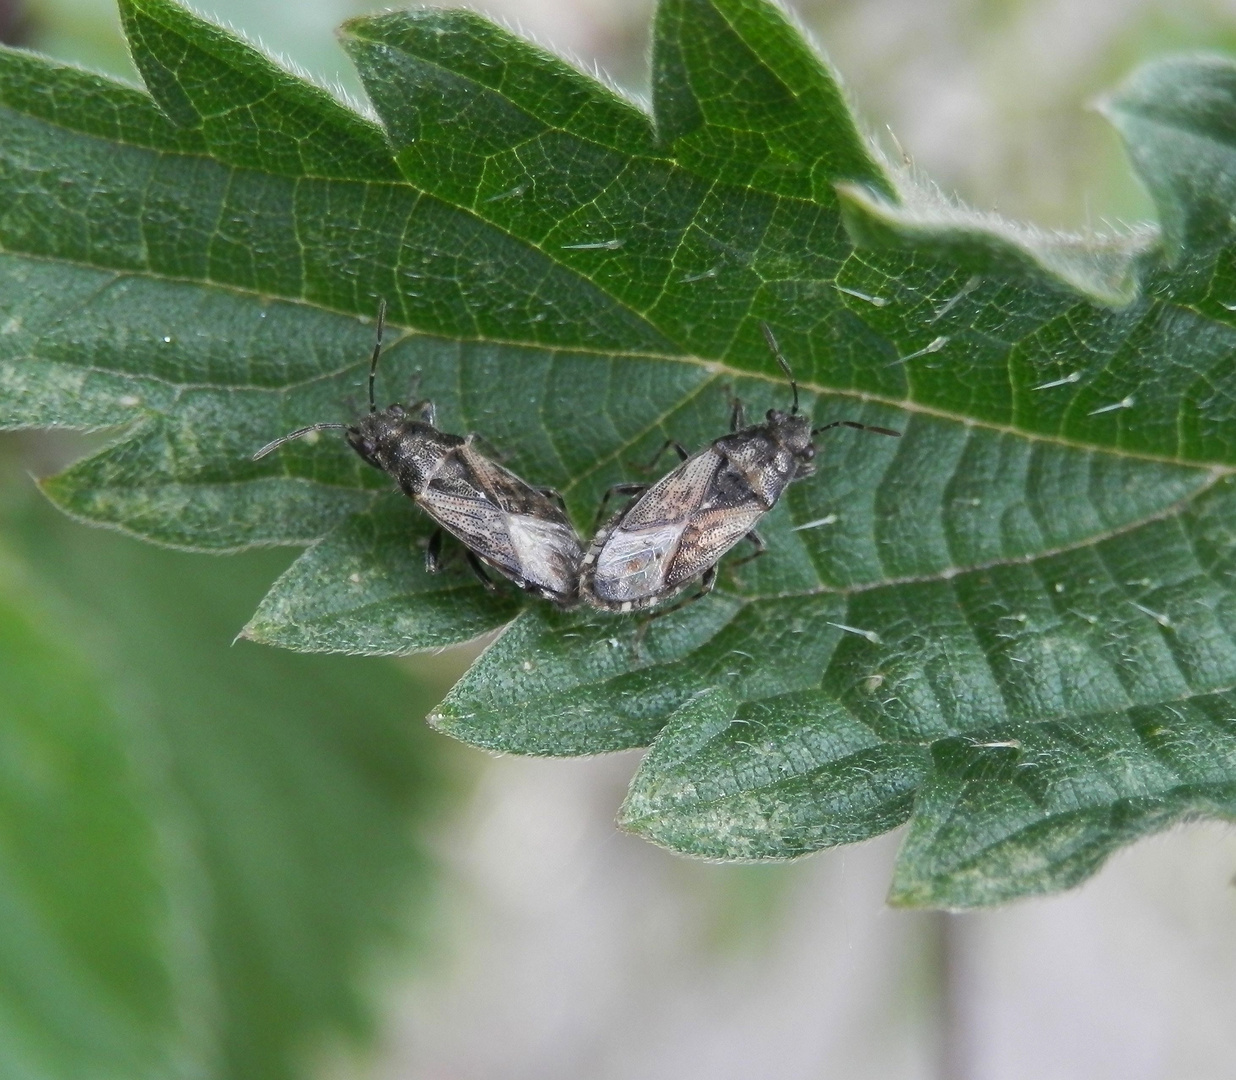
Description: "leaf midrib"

(7, 75), (1226, 468)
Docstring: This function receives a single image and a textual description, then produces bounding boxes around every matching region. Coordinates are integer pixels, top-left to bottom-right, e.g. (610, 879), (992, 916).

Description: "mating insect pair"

(254, 306), (900, 613)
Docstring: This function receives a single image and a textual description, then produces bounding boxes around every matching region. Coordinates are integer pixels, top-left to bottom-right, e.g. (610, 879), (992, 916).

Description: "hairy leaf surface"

(4, 0), (1236, 905)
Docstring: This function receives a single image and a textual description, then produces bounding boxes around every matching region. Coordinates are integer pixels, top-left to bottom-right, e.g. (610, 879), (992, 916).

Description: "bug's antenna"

(368, 299), (387, 415)
(760, 322), (799, 414)
(253, 423), (349, 461)
(812, 420), (901, 438)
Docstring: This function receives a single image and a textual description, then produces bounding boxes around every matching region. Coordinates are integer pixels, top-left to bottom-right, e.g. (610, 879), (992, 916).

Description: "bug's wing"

(621, 452), (719, 528)
(663, 503), (764, 590)
(423, 447), (581, 599)
(659, 451), (776, 588)
(587, 451), (723, 605)
(463, 444), (573, 524)
(589, 448), (773, 604)
(503, 512), (583, 598)
(419, 472), (517, 563)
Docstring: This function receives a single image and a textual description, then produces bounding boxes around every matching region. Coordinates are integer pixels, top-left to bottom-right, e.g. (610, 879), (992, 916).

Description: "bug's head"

(253, 301), (448, 468)
(766, 409), (816, 473)
(756, 319), (902, 477)
(345, 402), (433, 464)
(345, 410), (393, 469)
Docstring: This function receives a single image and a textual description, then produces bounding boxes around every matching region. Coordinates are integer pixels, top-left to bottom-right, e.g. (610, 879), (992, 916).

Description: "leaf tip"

(884, 880), (933, 910)
(233, 621), (260, 646)
(334, 12), (376, 45)
(34, 470), (69, 508)
(613, 796), (652, 836)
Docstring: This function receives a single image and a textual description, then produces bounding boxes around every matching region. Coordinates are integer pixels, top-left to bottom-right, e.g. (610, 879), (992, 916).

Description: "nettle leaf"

(4, 0), (1236, 906)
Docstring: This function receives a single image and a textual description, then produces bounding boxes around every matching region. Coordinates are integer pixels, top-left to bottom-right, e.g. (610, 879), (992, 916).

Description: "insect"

(254, 301), (583, 606)
(580, 324), (900, 613)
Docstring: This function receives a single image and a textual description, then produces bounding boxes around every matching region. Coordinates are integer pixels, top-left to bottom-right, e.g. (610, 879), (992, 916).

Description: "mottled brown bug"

(580, 324), (900, 613)
(254, 302), (583, 606)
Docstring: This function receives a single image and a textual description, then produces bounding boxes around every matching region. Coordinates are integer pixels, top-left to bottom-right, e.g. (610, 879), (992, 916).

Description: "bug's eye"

(766, 408), (778, 421)
(802, 444), (816, 460)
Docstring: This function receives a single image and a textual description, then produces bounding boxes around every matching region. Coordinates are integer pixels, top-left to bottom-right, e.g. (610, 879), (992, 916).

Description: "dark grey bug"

(254, 302), (583, 606)
(580, 324), (900, 613)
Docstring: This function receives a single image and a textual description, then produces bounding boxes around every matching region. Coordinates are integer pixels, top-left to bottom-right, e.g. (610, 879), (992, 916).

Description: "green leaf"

(243, 493), (522, 654)
(0, 470), (454, 1080)
(887, 693), (1236, 907)
(619, 686), (926, 858)
(6, 0), (1236, 906)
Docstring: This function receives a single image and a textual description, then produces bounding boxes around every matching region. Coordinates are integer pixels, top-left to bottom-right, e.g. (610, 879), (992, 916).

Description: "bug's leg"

(535, 486), (569, 512)
(629, 566), (719, 656)
(696, 563), (719, 599)
(466, 551), (499, 592)
(635, 438), (690, 474)
(593, 482), (649, 528)
(644, 566), (720, 622)
(728, 529), (767, 569)
(670, 565), (719, 610)
(425, 527), (445, 574)
(406, 397), (436, 424)
(730, 396), (747, 432)
(631, 616), (654, 655)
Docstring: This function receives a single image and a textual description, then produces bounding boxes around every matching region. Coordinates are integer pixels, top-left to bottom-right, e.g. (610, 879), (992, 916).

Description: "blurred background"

(4, 0), (1236, 1077)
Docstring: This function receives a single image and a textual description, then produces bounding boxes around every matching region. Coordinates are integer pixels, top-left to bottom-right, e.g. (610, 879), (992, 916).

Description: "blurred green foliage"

(0, 437), (462, 1080)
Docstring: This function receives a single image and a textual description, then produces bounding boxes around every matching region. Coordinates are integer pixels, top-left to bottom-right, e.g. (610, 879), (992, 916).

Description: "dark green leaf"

(6, 0), (1236, 906)
(887, 694), (1236, 907)
(618, 686), (925, 857)
(243, 493), (521, 653)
